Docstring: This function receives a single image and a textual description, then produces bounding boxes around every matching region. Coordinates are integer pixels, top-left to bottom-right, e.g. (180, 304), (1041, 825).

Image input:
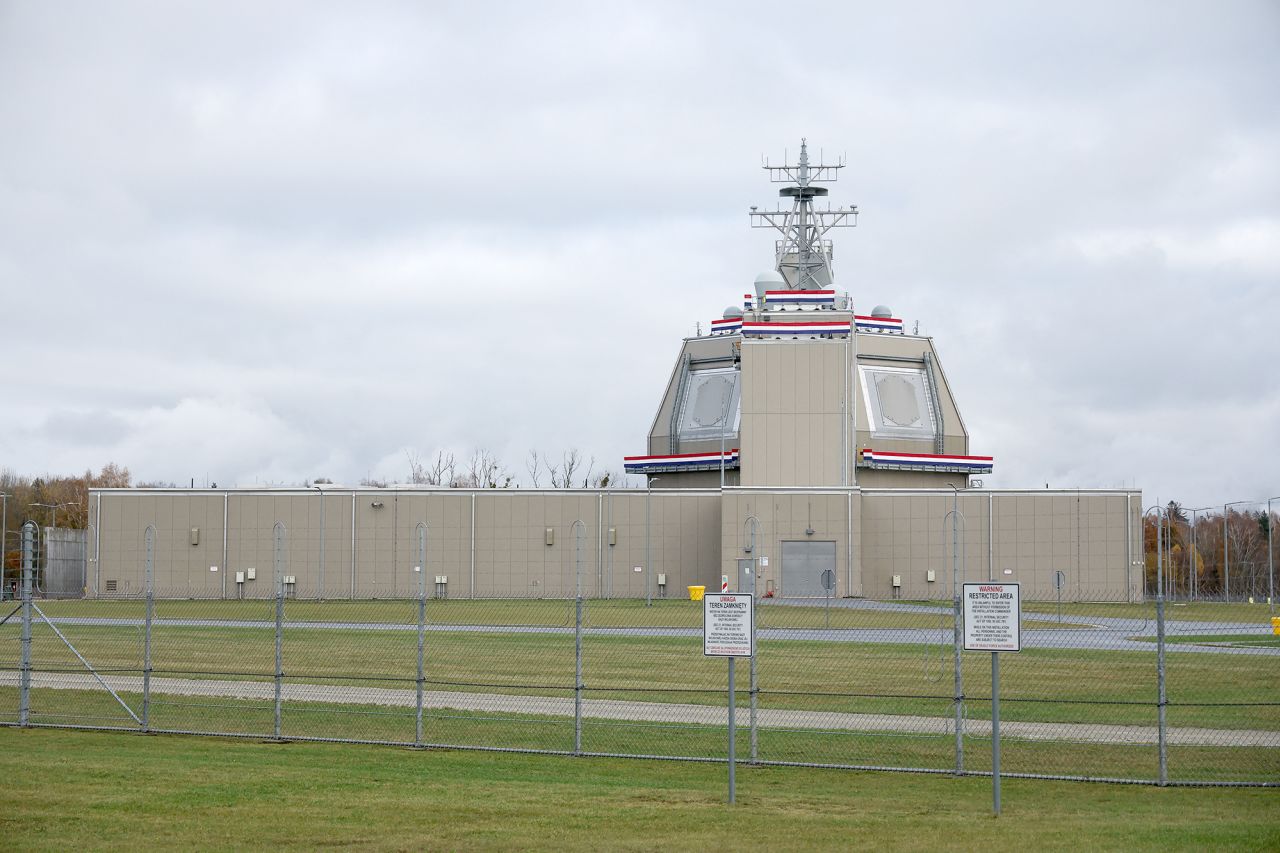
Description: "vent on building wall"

(105, 580), (117, 592)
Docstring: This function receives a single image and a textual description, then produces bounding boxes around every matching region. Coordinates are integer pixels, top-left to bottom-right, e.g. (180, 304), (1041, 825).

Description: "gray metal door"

(780, 541), (836, 597)
(736, 558), (755, 594)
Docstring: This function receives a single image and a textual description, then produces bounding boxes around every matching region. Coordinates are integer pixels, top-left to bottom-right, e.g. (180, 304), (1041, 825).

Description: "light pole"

(1143, 505), (1166, 599)
(1268, 496), (1279, 614)
(645, 476), (662, 607)
(32, 502), (74, 530)
(1, 493), (8, 599)
(1184, 507), (1212, 601)
(1142, 503), (1167, 783)
(1224, 500), (1254, 602)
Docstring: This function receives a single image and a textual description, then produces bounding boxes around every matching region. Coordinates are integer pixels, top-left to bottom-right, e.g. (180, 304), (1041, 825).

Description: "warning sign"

(703, 593), (754, 657)
(962, 583), (1021, 652)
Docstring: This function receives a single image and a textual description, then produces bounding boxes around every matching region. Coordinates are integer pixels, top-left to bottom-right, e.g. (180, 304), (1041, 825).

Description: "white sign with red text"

(962, 583), (1021, 652)
(703, 593), (754, 657)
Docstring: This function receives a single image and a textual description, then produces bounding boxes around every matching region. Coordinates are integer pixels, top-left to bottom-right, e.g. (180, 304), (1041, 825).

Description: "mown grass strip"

(1, 727), (1277, 852)
(3, 685), (1277, 785)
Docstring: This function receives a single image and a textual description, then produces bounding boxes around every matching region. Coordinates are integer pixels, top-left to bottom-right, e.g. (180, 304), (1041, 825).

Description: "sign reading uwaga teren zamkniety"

(703, 593), (754, 657)
(962, 583), (1021, 652)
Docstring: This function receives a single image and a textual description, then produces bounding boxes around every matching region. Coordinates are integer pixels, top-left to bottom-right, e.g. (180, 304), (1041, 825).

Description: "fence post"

(275, 578), (285, 737)
(142, 525), (155, 732)
(947, 499), (966, 776)
(416, 529), (426, 748)
(1156, 594), (1168, 785)
(953, 589), (964, 775)
(749, 593), (758, 763)
(273, 522), (285, 741)
(572, 519), (585, 756)
(574, 595), (583, 756)
(19, 521), (35, 727)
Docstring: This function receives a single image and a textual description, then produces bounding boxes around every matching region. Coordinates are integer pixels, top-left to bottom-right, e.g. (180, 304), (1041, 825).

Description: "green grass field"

(26, 597), (1278, 626)
(6, 620), (1275, 729)
(31, 596), (1085, 630)
(0, 728), (1276, 851)
(1135, 634), (1280, 649)
(3, 597), (1275, 788)
(1020, 600), (1277, 624)
(5, 685), (1275, 783)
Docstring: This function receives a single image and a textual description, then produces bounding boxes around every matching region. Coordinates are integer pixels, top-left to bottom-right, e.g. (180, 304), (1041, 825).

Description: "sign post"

(704, 592), (754, 804)
(1054, 570), (1065, 623)
(962, 582), (1021, 817)
(821, 568), (835, 627)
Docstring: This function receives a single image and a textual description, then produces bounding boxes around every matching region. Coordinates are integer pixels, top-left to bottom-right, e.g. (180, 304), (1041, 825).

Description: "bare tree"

(407, 450), (455, 486)
(525, 450), (543, 488)
(552, 449), (584, 489)
(589, 469), (618, 489)
(429, 451), (456, 486)
(457, 449), (512, 489)
(406, 451), (427, 485)
(579, 455), (597, 488)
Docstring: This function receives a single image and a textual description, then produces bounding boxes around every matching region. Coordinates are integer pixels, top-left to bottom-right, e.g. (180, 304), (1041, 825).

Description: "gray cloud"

(1, 1), (1277, 506)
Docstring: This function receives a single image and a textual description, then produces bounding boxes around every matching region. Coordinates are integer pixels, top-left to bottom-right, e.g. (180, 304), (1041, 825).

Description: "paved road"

(4, 672), (1276, 749)
(28, 614), (1280, 656)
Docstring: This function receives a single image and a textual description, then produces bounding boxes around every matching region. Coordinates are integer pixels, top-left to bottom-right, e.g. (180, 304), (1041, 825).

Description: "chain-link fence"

(2, 555), (1275, 787)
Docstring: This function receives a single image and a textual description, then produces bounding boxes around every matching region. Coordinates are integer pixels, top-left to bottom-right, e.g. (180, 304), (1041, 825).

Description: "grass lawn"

(6, 685), (1275, 784)
(6, 617), (1275, 729)
(1132, 634), (1280, 649)
(1021, 600), (1277, 624)
(0, 728), (1276, 851)
(31, 597), (1080, 630)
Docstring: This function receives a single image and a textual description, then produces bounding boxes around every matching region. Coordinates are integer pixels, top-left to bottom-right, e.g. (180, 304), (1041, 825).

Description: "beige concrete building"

(87, 140), (1142, 602)
(86, 484), (1140, 602)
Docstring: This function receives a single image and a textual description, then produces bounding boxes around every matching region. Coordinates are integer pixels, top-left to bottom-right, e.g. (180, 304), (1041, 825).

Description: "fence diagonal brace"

(31, 603), (142, 726)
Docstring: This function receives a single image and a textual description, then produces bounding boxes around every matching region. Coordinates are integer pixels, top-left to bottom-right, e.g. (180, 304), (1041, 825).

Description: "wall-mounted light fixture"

(371, 501), (384, 509)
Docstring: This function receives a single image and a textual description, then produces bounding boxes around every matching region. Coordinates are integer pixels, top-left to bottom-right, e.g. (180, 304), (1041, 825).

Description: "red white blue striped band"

(764, 289), (835, 306)
(624, 449), (740, 474)
(855, 314), (904, 333)
(742, 320), (851, 337)
(859, 449), (993, 473)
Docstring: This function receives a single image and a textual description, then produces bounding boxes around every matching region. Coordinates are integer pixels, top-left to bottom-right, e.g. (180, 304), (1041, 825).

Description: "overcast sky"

(1, 1), (1277, 507)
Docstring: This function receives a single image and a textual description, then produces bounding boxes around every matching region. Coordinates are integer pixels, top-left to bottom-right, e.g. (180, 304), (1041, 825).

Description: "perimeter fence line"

(1, 542), (1276, 788)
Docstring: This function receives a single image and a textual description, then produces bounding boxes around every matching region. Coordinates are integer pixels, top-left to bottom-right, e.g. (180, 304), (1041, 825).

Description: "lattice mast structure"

(749, 138), (858, 291)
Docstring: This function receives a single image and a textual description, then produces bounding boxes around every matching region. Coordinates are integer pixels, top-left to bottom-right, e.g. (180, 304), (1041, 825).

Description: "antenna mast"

(749, 138), (857, 290)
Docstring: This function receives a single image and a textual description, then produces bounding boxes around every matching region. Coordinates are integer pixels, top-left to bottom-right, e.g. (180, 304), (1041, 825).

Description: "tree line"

(395, 448), (621, 490)
(1143, 501), (1278, 600)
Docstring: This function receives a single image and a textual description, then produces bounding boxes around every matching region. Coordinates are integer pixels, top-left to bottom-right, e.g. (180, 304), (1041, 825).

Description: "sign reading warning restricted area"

(962, 583), (1021, 652)
(703, 593), (754, 657)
